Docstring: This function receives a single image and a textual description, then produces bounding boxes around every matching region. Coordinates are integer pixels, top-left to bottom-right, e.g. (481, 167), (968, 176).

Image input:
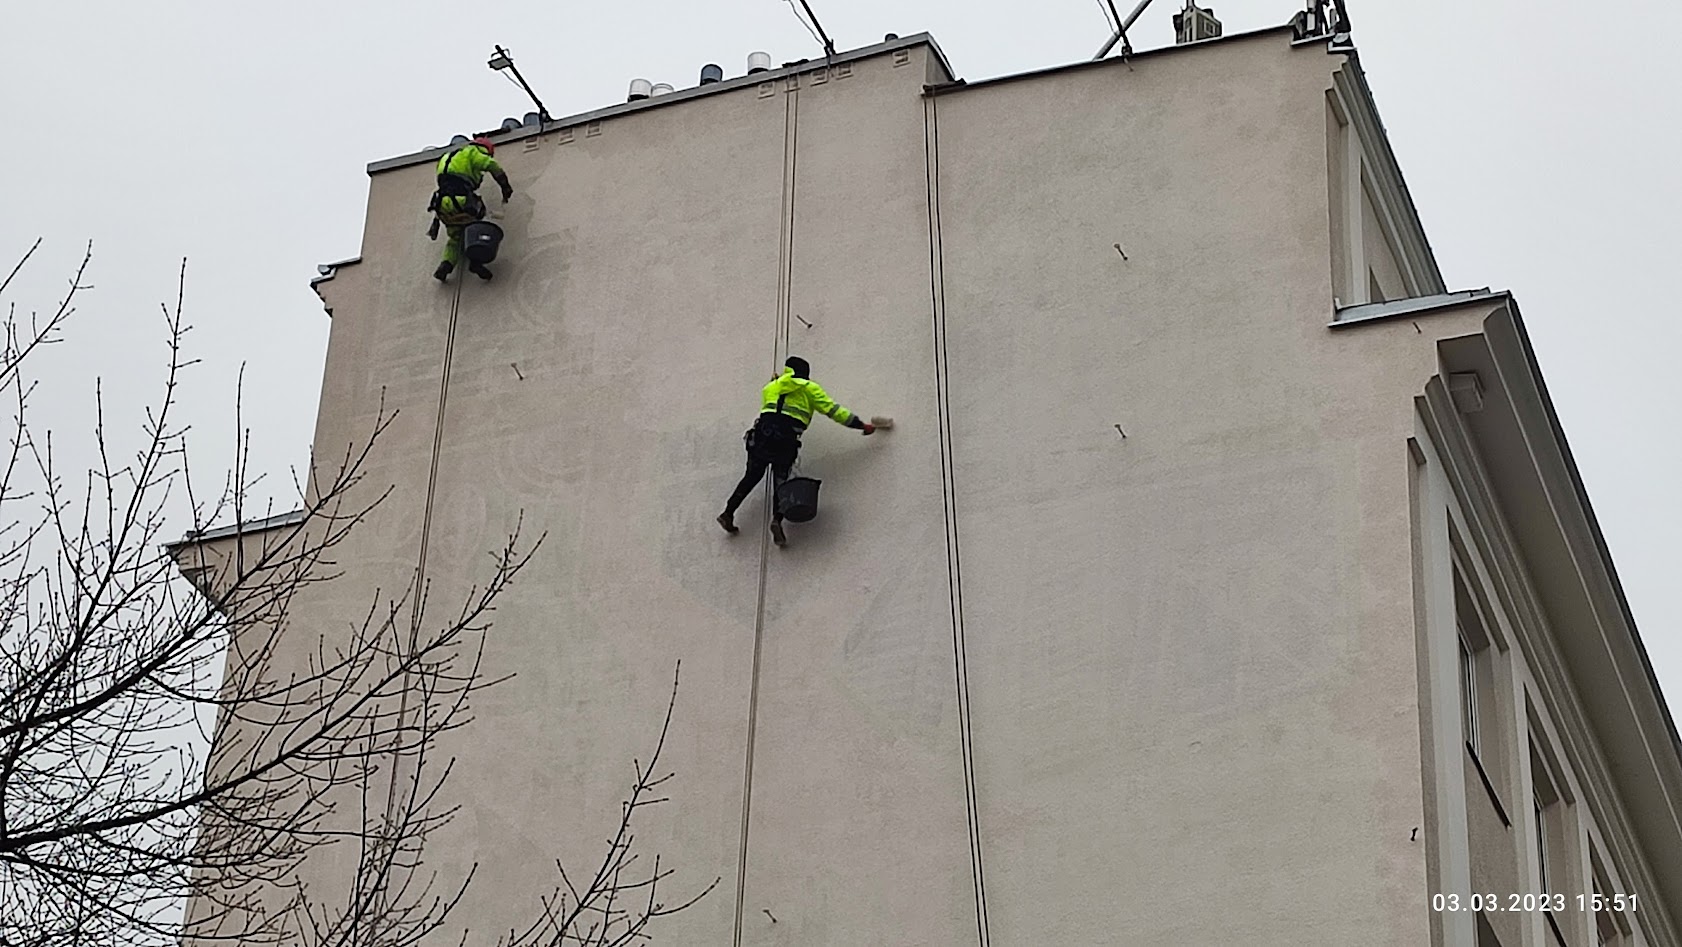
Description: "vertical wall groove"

(733, 85), (800, 947)
(923, 93), (992, 947)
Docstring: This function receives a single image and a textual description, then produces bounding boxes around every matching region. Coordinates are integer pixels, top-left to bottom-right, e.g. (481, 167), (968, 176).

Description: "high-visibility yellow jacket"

(760, 368), (853, 428)
(436, 145), (503, 189)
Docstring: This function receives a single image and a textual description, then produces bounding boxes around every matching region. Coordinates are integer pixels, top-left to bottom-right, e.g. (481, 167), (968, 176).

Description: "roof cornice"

(367, 34), (954, 176)
(1403, 293), (1682, 936)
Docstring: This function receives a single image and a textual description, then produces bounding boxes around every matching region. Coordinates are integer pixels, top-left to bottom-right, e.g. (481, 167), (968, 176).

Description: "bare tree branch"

(0, 243), (708, 947)
(502, 662), (720, 947)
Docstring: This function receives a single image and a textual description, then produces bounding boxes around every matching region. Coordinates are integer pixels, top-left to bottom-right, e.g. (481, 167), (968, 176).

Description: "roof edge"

(1330, 288), (1502, 327)
(1495, 299), (1682, 765)
(924, 24), (1298, 97)
(310, 256), (362, 289)
(368, 33), (954, 176)
(165, 509), (307, 551)
(1475, 298), (1682, 936)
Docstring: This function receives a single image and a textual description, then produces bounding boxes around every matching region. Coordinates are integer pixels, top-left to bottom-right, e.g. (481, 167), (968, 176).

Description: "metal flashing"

(165, 509), (306, 551)
(1330, 288), (1501, 327)
(368, 34), (955, 176)
(310, 255), (362, 288)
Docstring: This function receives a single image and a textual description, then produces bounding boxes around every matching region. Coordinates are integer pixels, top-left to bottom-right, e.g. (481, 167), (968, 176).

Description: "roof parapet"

(368, 33), (954, 176)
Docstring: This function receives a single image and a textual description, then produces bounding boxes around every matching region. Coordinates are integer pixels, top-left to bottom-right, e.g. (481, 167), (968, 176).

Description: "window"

(1453, 567), (1497, 774)
(1530, 741), (1567, 897)
(1595, 883), (1620, 945)
(1476, 911), (1503, 947)
(1591, 848), (1630, 946)
(1459, 627), (1480, 756)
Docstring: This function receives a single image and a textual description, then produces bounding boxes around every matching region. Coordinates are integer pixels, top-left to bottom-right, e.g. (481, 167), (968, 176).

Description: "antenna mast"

(1094, 0), (1159, 59)
(795, 0), (838, 58)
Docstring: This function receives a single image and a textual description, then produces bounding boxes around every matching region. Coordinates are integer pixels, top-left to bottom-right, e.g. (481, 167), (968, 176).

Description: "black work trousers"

(724, 415), (802, 521)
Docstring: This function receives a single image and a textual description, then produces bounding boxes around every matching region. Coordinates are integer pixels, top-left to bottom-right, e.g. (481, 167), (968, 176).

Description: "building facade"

(178, 18), (1682, 946)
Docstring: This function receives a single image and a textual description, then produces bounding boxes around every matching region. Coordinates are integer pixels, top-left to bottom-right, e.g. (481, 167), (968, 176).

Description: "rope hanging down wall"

(378, 273), (467, 900)
(924, 93), (993, 947)
(731, 83), (802, 947)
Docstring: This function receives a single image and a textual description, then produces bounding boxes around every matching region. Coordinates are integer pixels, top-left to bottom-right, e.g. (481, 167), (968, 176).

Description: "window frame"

(1459, 625), (1481, 757)
(1528, 737), (1568, 900)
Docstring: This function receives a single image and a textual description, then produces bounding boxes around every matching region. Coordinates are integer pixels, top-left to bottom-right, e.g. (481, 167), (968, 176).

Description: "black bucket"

(775, 477), (822, 523)
(462, 220), (504, 264)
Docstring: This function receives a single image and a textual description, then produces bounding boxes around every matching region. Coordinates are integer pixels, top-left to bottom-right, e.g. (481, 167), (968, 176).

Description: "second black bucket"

(775, 477), (822, 523)
(462, 220), (504, 265)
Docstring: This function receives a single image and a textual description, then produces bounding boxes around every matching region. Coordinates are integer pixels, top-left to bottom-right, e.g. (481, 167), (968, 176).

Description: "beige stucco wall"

(171, 521), (395, 939)
(197, 31), (1561, 945)
(303, 43), (980, 944)
(928, 34), (1487, 944)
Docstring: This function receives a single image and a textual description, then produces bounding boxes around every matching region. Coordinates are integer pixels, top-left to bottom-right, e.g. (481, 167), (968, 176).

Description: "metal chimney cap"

(628, 77), (653, 101)
(747, 51), (772, 74)
(650, 82), (675, 95)
(699, 63), (724, 85)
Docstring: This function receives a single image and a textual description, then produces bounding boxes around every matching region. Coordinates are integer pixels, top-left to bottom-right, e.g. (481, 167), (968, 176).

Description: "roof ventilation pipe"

(627, 78), (653, 101)
(650, 82), (674, 95)
(522, 111), (541, 125)
(699, 63), (724, 85)
(499, 117), (521, 130)
(450, 134), (471, 145)
(884, 33), (899, 40)
(747, 51), (772, 74)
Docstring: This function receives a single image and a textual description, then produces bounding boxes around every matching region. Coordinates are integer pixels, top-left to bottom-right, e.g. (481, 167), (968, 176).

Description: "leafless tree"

(501, 662), (719, 947)
(0, 244), (715, 947)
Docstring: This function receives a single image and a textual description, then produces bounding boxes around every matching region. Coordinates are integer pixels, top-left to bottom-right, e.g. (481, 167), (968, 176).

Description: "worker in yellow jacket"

(718, 356), (876, 545)
(427, 136), (513, 282)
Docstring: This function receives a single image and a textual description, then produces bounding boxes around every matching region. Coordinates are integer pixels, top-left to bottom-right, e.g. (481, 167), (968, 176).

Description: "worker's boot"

(769, 520), (787, 546)
(433, 261), (454, 282)
(716, 512), (738, 534)
(468, 261), (494, 281)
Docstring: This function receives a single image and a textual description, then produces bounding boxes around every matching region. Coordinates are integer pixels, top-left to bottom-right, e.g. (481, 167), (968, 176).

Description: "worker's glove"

(860, 422), (876, 435)
(426, 218), (440, 241)
(500, 183), (514, 203)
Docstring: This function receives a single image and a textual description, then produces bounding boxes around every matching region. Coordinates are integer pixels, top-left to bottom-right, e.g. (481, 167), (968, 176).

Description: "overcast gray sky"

(4, 0), (1678, 707)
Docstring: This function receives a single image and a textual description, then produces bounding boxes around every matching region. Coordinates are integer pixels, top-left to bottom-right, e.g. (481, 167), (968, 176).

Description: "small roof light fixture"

(486, 45), (553, 126)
